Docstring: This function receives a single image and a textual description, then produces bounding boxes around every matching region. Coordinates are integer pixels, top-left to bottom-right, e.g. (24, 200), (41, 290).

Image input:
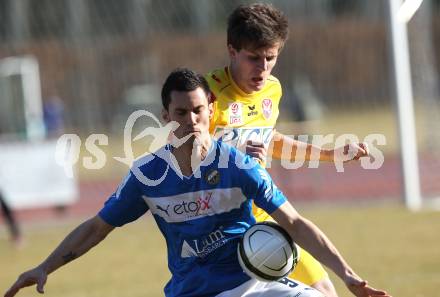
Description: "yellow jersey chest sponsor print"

(212, 126), (274, 151)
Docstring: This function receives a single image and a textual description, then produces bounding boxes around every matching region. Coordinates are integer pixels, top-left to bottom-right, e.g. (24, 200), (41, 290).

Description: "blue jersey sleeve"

(238, 156), (287, 214)
(98, 171), (149, 227)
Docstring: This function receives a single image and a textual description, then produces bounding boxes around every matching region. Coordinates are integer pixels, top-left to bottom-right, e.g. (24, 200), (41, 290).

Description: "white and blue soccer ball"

(238, 222), (300, 281)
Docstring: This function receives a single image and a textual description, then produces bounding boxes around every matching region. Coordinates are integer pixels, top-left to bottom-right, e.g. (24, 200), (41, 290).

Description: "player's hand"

(334, 142), (369, 163)
(344, 274), (391, 297)
(4, 266), (47, 297)
(245, 140), (267, 164)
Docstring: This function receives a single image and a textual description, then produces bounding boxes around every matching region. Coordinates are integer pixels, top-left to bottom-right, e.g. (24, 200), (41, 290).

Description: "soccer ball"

(237, 222), (299, 281)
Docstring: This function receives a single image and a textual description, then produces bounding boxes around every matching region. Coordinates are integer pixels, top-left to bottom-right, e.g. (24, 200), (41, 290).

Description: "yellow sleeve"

(290, 247), (329, 285)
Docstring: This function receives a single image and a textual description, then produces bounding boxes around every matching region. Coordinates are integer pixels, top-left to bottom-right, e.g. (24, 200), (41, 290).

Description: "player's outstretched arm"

(4, 215), (114, 297)
(269, 131), (369, 163)
(270, 202), (391, 297)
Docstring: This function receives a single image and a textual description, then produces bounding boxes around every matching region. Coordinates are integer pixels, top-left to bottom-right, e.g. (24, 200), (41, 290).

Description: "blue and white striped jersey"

(99, 140), (287, 297)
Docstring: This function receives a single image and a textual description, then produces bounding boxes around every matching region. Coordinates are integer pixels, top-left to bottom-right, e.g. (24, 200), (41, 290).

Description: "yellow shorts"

(253, 205), (328, 286)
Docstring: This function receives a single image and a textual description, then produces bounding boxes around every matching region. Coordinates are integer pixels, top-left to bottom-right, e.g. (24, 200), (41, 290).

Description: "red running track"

(1, 153), (439, 224)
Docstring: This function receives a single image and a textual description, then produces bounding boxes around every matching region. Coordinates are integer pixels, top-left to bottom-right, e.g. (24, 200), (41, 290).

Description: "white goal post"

(388, 0), (422, 210)
(0, 56), (78, 209)
(0, 55), (45, 140)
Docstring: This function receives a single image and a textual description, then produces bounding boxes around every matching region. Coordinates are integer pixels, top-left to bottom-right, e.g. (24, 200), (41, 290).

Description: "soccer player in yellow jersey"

(206, 4), (368, 297)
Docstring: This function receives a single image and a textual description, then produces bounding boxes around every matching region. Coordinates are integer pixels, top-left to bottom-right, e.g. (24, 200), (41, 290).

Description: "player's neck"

(228, 64), (254, 95)
(172, 136), (212, 177)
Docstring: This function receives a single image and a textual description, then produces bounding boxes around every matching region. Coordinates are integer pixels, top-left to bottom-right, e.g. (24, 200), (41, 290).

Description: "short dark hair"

(227, 3), (289, 51)
(161, 68), (211, 110)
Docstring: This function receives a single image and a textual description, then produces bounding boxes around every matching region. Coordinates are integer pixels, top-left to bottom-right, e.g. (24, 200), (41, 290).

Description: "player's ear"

(162, 109), (170, 123)
(228, 44), (238, 59)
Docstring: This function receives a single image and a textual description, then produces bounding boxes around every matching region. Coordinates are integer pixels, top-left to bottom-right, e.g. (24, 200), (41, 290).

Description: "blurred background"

(0, 1), (439, 297)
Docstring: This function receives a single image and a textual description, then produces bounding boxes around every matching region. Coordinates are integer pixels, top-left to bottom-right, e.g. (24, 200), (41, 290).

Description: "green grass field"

(1, 205), (439, 297)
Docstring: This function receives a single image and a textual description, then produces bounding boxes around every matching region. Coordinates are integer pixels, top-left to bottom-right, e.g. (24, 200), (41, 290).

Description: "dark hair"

(227, 3), (289, 51)
(161, 68), (211, 110)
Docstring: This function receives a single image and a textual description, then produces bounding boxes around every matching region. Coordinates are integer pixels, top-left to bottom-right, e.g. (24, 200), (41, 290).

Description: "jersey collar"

(166, 139), (216, 180)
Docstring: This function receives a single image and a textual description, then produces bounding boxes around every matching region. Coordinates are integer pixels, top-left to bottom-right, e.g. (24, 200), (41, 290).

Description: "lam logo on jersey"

(181, 227), (227, 258)
(228, 102), (242, 125)
(262, 99), (273, 119)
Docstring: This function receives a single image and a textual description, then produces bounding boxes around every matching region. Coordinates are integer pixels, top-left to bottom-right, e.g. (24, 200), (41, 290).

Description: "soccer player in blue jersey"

(5, 68), (389, 297)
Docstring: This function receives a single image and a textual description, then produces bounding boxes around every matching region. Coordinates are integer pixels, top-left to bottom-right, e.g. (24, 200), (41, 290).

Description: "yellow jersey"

(207, 67), (281, 148)
(206, 67), (328, 286)
(206, 67), (281, 221)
